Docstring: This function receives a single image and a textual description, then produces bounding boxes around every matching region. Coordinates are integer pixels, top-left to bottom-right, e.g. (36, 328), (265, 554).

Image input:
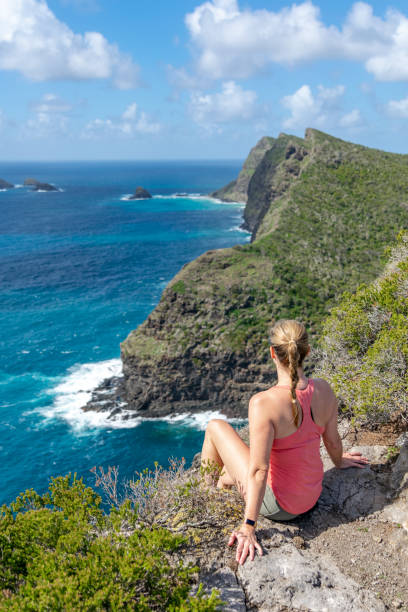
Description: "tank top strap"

(296, 379), (314, 423)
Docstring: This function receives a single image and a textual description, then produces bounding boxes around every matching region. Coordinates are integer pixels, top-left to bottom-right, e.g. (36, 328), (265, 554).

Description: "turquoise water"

(0, 161), (249, 505)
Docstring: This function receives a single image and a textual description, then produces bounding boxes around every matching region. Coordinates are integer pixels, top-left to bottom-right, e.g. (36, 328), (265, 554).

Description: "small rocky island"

(128, 186), (152, 200)
(24, 178), (58, 192)
(0, 178), (14, 189)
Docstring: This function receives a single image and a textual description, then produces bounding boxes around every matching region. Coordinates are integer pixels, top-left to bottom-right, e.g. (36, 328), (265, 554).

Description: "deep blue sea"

(0, 161), (249, 505)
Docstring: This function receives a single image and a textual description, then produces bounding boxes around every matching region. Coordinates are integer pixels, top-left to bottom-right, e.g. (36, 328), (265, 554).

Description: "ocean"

(0, 160), (249, 505)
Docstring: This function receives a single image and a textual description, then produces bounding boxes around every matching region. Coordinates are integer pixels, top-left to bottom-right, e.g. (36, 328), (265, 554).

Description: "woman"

(201, 319), (369, 566)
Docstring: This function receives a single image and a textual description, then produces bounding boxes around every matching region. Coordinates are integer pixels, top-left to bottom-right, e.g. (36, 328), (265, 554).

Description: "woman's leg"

(201, 419), (249, 497)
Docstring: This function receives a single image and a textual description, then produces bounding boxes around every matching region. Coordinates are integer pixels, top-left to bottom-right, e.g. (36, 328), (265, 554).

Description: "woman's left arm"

(228, 394), (275, 565)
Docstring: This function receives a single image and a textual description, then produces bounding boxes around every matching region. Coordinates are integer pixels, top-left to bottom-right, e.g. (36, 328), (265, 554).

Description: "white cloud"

(339, 108), (362, 127)
(387, 96), (408, 118)
(184, 1), (408, 82)
(189, 81), (257, 129)
(30, 93), (73, 114)
(0, 0), (139, 88)
(282, 85), (345, 129)
(24, 93), (73, 137)
(83, 103), (161, 138)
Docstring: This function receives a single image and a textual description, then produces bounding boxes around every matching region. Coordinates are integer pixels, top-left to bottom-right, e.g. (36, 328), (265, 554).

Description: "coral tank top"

(267, 379), (325, 514)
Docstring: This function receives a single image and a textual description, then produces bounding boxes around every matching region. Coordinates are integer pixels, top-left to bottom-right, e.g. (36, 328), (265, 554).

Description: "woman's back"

(260, 379), (331, 514)
(261, 377), (334, 439)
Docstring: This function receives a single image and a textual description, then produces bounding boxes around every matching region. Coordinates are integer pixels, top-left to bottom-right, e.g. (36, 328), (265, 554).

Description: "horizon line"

(0, 158), (245, 163)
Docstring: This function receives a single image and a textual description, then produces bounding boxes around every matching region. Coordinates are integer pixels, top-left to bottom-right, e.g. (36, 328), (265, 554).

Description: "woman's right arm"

(321, 383), (369, 469)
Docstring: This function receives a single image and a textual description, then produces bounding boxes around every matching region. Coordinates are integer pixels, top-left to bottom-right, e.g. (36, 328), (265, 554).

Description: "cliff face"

(211, 136), (274, 204)
(120, 128), (408, 417)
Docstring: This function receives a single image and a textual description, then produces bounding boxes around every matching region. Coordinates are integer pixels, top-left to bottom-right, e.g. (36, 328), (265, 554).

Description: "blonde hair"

(269, 320), (309, 427)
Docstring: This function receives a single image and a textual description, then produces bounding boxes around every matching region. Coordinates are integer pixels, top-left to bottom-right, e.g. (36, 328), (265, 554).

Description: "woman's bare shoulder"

(249, 387), (282, 418)
(312, 377), (335, 396)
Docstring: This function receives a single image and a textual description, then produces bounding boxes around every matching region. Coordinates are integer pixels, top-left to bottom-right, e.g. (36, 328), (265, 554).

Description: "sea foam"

(40, 359), (142, 431)
(39, 358), (244, 432)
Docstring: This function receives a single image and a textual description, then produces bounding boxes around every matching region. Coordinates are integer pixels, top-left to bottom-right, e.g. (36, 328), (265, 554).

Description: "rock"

(33, 182), (58, 191)
(237, 543), (385, 612)
(0, 178), (14, 189)
(380, 443), (408, 531)
(24, 178), (58, 191)
(128, 186), (152, 200)
(314, 446), (389, 521)
(199, 568), (246, 612)
(396, 432), (408, 448)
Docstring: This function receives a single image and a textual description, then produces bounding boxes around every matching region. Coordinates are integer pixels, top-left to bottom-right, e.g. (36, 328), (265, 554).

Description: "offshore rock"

(0, 178), (14, 189)
(24, 178), (58, 191)
(128, 186), (152, 199)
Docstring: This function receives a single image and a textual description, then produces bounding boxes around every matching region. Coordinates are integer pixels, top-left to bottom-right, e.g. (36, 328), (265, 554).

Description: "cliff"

(115, 129), (408, 418)
(211, 136), (275, 207)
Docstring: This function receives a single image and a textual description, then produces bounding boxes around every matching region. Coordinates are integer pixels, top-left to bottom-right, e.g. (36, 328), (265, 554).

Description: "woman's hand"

(228, 524), (263, 565)
(338, 451), (370, 469)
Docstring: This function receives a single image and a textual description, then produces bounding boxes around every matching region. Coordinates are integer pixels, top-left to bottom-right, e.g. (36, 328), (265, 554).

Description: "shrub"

(0, 474), (222, 610)
(315, 231), (408, 427)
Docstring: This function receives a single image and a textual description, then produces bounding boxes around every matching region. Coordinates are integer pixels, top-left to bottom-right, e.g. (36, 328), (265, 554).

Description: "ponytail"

(269, 320), (309, 427)
(288, 340), (301, 427)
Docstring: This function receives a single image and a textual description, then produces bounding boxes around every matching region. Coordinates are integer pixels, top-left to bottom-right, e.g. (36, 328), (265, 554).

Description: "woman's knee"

(206, 418), (226, 437)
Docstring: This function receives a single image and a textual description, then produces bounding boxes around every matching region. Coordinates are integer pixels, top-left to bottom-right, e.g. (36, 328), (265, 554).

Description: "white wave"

(38, 358), (245, 433)
(120, 194), (132, 201)
(39, 358), (142, 431)
(159, 410), (245, 431)
(228, 225), (251, 234)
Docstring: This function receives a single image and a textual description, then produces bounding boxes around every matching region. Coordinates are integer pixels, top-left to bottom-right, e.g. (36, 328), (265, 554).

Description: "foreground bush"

(315, 231), (408, 427)
(0, 474), (221, 611)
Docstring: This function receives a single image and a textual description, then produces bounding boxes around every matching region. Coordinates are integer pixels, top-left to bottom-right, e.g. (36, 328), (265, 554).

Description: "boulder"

(128, 186), (152, 200)
(0, 178), (14, 189)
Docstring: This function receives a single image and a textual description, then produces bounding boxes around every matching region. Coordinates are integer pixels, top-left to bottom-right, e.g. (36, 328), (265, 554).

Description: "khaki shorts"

(260, 485), (299, 521)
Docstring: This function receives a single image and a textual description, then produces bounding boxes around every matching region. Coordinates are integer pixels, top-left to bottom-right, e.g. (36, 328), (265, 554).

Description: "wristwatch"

(245, 518), (256, 526)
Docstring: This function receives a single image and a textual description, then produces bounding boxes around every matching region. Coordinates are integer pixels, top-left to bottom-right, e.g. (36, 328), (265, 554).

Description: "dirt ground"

(303, 515), (408, 610)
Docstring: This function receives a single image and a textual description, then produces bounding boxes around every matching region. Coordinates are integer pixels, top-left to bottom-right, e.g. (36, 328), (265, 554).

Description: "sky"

(1, 0), (408, 160)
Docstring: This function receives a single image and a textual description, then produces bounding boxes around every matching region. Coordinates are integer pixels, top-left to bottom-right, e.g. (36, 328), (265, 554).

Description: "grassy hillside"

(315, 231), (408, 426)
(121, 129), (408, 417)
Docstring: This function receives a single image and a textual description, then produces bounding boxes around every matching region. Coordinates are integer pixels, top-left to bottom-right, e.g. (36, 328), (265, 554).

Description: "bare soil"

(304, 516), (408, 610)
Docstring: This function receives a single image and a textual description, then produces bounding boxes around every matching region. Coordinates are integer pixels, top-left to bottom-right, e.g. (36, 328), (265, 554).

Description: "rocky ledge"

(192, 430), (408, 611)
(128, 186), (152, 200)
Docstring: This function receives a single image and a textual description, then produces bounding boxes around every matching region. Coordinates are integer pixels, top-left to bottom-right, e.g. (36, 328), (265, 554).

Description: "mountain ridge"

(87, 128), (408, 418)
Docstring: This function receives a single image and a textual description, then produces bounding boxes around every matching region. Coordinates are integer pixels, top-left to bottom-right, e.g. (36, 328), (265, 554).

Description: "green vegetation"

(315, 232), (408, 425)
(123, 130), (408, 360)
(0, 474), (223, 610)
